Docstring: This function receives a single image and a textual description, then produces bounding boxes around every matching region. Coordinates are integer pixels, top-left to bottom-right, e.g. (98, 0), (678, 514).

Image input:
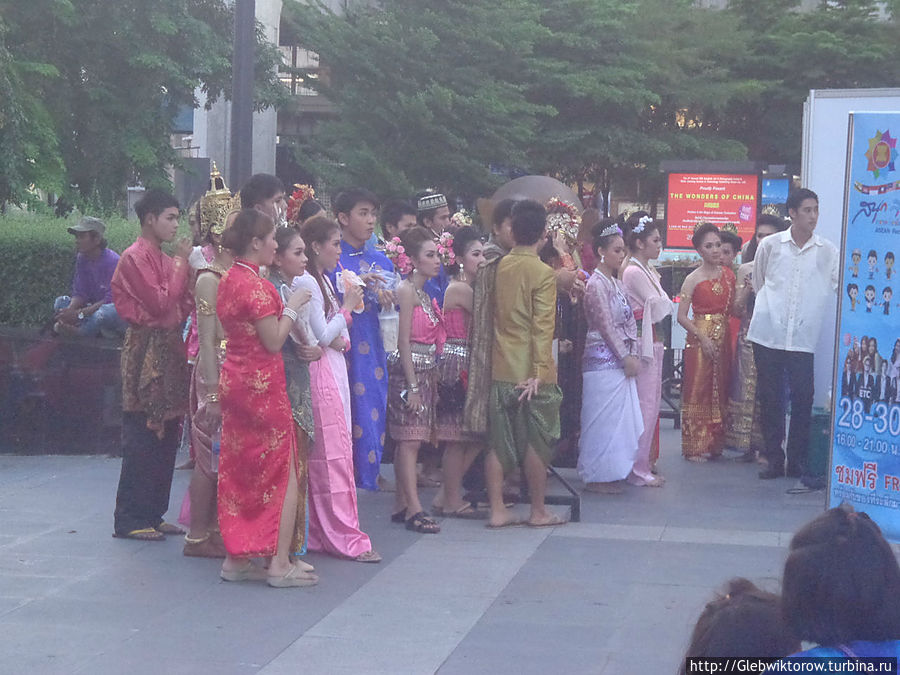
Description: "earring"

(459, 270), (467, 283)
(600, 255), (605, 264)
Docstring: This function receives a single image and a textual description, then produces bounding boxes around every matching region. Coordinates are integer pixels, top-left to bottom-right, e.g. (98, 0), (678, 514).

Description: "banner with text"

(830, 111), (900, 540)
(665, 173), (758, 248)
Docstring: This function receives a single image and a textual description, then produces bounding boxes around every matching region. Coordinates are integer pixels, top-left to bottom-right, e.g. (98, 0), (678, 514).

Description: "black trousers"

(114, 412), (180, 535)
(752, 343), (814, 475)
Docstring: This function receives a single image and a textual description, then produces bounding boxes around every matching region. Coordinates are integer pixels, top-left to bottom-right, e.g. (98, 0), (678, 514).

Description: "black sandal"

(405, 511), (440, 534)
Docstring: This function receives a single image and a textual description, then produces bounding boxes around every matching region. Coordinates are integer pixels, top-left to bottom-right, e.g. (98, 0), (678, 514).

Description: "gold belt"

(696, 313), (726, 321)
(388, 344), (437, 369)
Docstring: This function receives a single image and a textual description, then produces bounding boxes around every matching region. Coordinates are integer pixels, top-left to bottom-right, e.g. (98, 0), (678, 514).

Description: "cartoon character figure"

(865, 285), (877, 312)
(884, 287), (893, 316)
(847, 283), (859, 311)
(850, 249), (861, 278)
(885, 252), (895, 280)
(868, 250), (878, 280)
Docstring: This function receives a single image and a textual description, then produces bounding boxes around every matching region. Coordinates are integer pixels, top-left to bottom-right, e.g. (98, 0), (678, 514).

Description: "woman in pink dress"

(389, 227), (446, 533)
(297, 216), (381, 563)
(433, 226), (484, 517)
(621, 216), (672, 485)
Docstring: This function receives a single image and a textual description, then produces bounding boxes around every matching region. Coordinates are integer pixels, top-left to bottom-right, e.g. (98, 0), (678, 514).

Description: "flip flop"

(354, 550), (383, 563)
(527, 514), (568, 528)
(485, 519), (525, 529)
(156, 521), (185, 535)
(267, 565), (319, 588)
(220, 562), (269, 582)
(113, 527), (165, 541)
(433, 503), (487, 520)
(292, 558), (315, 572)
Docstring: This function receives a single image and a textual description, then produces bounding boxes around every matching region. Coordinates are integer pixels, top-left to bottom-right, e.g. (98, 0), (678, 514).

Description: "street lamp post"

(230, 0), (255, 191)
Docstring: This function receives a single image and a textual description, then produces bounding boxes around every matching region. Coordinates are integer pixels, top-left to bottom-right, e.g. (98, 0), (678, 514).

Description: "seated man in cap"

(53, 216), (126, 338)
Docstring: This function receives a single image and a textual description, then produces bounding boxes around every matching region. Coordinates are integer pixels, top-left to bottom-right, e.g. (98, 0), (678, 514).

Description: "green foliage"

(0, 212), (191, 327)
(0, 0), (287, 209)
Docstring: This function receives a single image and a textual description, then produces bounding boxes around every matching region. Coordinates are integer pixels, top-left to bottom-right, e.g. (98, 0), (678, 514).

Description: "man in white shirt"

(748, 189), (839, 480)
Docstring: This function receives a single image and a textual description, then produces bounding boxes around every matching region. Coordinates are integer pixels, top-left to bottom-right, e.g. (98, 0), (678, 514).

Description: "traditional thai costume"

(294, 272), (373, 559)
(577, 269), (643, 483)
(681, 267), (735, 458)
(622, 258), (674, 482)
(388, 291), (446, 442)
(334, 240), (394, 491)
(435, 306), (477, 442)
(216, 260), (303, 558)
(489, 248), (561, 474)
(724, 264), (763, 455)
(111, 237), (193, 536)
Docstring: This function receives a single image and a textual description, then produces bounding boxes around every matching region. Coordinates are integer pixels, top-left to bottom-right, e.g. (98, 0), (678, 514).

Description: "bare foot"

(486, 509), (522, 529)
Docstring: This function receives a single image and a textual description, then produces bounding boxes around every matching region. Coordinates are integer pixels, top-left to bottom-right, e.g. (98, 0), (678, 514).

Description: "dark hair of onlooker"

(381, 200), (416, 237)
(221, 209), (275, 257)
(398, 226), (435, 261)
(510, 200), (547, 247)
(592, 218), (623, 257)
(781, 506), (900, 647)
(786, 188), (818, 213)
(492, 198), (518, 231)
(135, 189), (179, 225)
(745, 214), (788, 262)
(679, 578), (799, 675)
(623, 215), (660, 251)
(333, 187), (379, 217)
(274, 226), (302, 256)
(240, 173), (285, 210)
(297, 199), (325, 223)
(448, 225), (482, 276)
(719, 230), (742, 253)
(692, 223), (720, 250)
(300, 215), (341, 317)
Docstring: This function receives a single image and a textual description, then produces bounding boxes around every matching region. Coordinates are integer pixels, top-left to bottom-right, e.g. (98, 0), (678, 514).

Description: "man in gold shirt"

(486, 200), (566, 529)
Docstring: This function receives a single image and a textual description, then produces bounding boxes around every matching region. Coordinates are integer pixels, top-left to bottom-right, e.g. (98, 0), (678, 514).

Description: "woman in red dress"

(678, 223), (736, 461)
(215, 209), (317, 588)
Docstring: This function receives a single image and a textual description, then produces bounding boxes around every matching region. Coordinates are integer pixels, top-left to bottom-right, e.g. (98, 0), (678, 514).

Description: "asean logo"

(865, 129), (897, 179)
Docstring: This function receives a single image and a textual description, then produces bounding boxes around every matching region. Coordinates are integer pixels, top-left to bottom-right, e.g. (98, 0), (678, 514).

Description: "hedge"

(0, 213), (188, 327)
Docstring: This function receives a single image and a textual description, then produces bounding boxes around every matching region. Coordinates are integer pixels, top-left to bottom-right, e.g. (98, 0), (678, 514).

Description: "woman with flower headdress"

(286, 184), (325, 228)
(577, 220), (643, 492)
(678, 223), (735, 460)
(621, 214), (672, 485)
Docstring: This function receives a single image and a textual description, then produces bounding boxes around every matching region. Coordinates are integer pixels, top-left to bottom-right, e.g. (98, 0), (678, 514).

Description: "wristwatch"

(77, 311), (85, 321)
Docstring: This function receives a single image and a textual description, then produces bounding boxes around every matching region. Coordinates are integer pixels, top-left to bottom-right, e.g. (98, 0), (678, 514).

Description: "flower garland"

(545, 196), (581, 247)
(449, 208), (473, 230)
(286, 184), (316, 225)
(384, 236), (413, 275)
(437, 231), (456, 268)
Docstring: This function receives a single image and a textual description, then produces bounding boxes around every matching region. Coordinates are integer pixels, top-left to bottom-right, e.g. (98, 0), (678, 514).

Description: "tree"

(0, 0), (286, 209)
(283, 0), (549, 198)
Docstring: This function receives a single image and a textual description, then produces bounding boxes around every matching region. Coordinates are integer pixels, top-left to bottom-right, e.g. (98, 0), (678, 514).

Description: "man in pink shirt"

(111, 190), (194, 540)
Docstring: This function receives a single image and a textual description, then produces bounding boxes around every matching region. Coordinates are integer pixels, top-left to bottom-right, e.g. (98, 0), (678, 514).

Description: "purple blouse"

(582, 269), (637, 372)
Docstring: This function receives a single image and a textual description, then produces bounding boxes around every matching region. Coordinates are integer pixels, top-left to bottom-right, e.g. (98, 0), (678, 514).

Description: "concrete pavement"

(0, 427), (825, 674)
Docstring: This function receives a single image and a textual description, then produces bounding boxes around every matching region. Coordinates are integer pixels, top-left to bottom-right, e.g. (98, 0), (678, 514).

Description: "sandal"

(354, 550), (383, 563)
(527, 513), (568, 528)
(405, 511), (440, 534)
(156, 521), (185, 535)
(433, 503), (486, 520)
(391, 510), (407, 524)
(113, 527), (165, 541)
(267, 565), (319, 588)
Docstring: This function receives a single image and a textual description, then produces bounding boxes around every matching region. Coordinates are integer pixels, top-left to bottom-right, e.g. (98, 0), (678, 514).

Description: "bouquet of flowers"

(545, 196), (581, 249)
(384, 237), (413, 275)
(449, 209), (473, 230)
(437, 232), (456, 268)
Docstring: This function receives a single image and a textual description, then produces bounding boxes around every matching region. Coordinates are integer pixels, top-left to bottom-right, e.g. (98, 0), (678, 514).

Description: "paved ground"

(0, 426), (825, 674)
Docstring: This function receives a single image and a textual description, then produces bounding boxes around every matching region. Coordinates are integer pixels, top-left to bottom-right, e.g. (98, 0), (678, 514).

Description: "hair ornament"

(286, 184), (316, 225)
(449, 208), (473, 230)
(693, 220), (717, 234)
(600, 222), (622, 238)
(199, 162), (238, 238)
(721, 223), (739, 236)
(384, 236), (412, 275)
(633, 215), (653, 235)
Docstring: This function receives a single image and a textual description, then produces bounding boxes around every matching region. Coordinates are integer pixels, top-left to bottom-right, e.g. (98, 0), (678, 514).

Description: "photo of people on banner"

(830, 112), (900, 535)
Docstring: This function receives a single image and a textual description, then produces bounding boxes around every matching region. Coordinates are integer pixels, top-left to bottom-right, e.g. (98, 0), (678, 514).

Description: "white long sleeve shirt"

(747, 229), (839, 353)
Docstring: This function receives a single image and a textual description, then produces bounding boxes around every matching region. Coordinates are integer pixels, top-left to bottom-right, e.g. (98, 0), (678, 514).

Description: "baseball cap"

(68, 216), (106, 236)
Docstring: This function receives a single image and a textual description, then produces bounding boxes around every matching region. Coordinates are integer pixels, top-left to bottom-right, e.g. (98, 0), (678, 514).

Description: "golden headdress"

(199, 162), (239, 240)
(545, 196), (582, 247)
(721, 223), (738, 236)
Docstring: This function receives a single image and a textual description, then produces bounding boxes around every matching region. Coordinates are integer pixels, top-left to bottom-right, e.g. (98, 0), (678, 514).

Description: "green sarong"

(488, 381), (562, 474)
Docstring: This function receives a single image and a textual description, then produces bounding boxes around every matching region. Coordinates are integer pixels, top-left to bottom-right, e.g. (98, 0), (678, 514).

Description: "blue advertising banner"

(829, 112), (900, 539)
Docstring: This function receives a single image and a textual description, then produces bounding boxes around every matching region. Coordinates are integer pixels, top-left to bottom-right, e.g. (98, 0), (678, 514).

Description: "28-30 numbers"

(838, 398), (900, 436)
